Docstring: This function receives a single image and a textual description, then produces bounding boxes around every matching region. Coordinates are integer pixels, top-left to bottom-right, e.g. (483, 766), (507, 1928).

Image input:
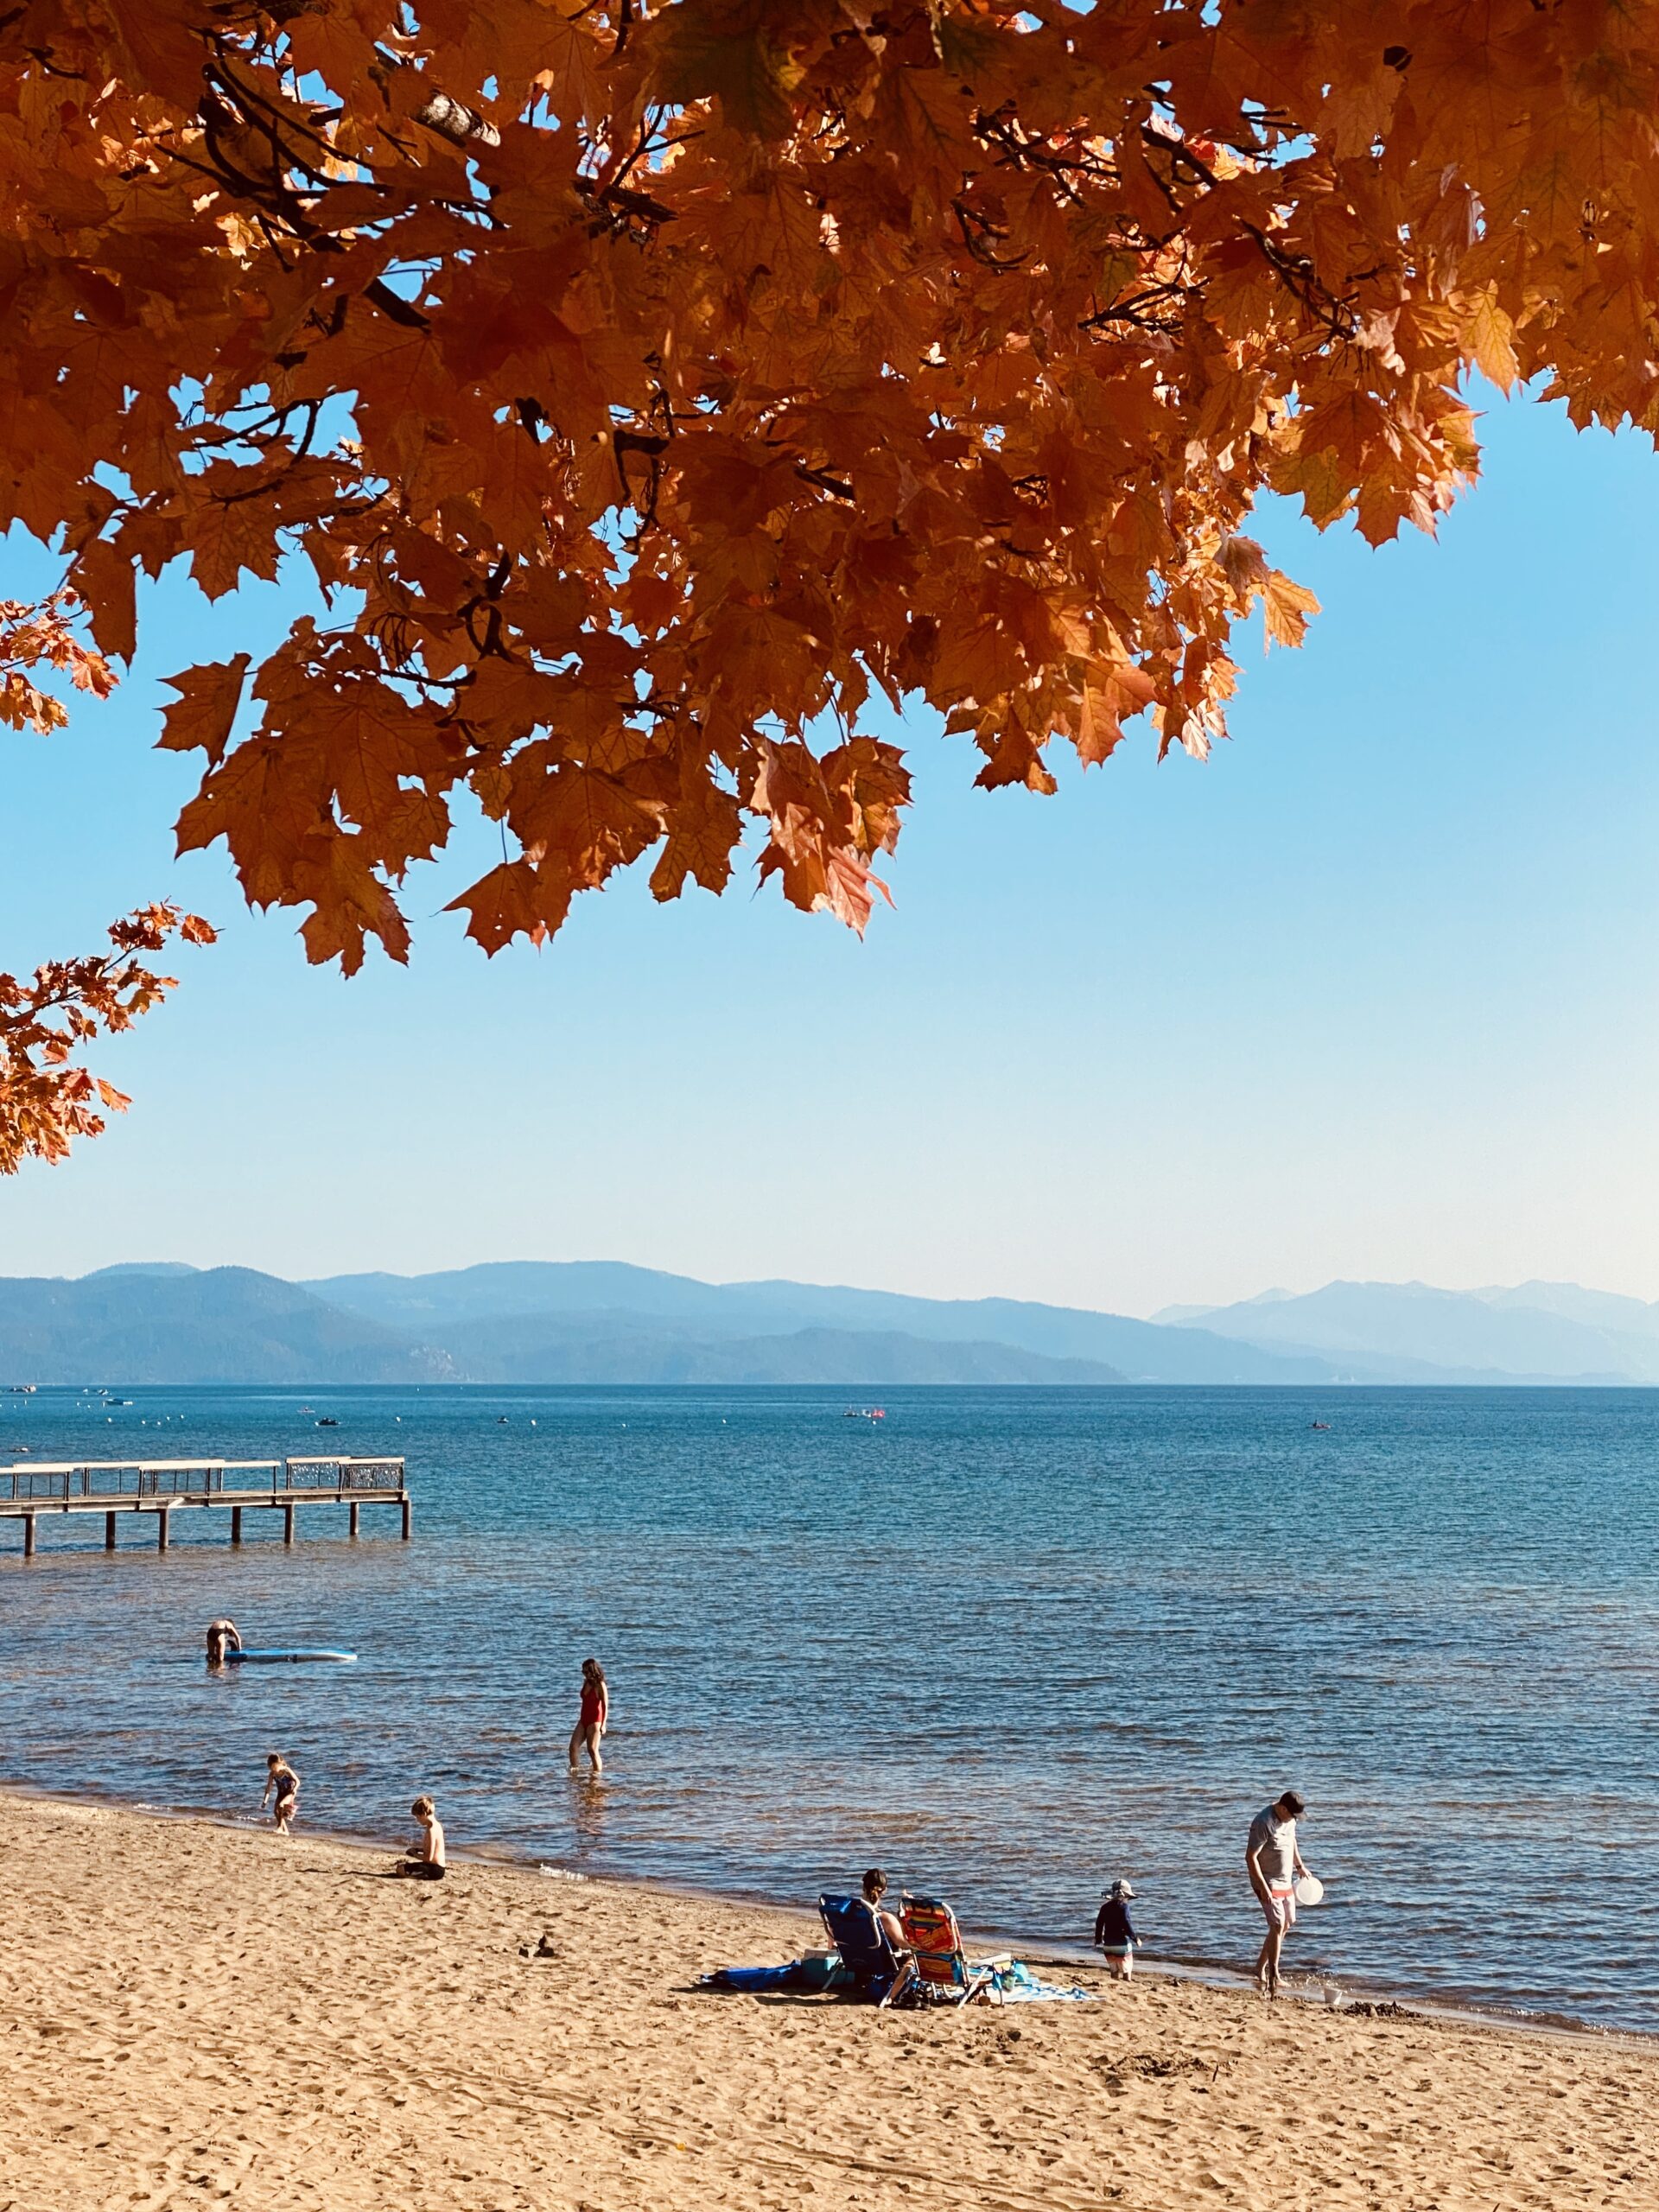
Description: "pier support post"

(231, 1506), (242, 1546)
(22, 1514), (35, 1560)
(401, 1496), (412, 1541)
(348, 1500), (360, 1539)
(156, 1509), (169, 1554)
(283, 1501), (296, 1545)
(105, 1510), (117, 1552)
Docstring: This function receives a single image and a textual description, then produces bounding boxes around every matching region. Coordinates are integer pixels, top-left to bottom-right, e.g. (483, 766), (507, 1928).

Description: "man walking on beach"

(1246, 1789), (1311, 1997)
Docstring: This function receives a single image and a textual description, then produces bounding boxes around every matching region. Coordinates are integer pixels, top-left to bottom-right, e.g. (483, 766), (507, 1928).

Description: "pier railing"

(0, 1457), (405, 1505)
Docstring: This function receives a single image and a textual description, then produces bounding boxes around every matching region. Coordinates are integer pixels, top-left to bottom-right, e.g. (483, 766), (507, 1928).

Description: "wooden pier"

(0, 1457), (410, 1555)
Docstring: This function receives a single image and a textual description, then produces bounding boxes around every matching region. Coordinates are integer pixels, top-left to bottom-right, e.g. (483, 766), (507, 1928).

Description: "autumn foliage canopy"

(3, 1), (1659, 1156)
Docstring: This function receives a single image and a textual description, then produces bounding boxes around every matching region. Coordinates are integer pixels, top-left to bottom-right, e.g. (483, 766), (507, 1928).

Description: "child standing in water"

(569, 1658), (608, 1775)
(1094, 1879), (1141, 1979)
(261, 1752), (301, 1834)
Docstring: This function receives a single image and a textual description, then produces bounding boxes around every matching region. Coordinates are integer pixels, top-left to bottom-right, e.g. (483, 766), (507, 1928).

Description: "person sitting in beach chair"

(818, 1877), (918, 2008)
(897, 1894), (1006, 2005)
(859, 1867), (908, 1955)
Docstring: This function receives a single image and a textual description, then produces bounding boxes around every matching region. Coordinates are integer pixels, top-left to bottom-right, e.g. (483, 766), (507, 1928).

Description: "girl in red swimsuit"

(569, 1658), (608, 1775)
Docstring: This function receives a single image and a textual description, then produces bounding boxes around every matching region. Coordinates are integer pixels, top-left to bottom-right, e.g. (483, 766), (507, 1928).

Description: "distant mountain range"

(0, 1262), (1650, 1386)
(300, 1262), (1335, 1384)
(1152, 1279), (1659, 1384)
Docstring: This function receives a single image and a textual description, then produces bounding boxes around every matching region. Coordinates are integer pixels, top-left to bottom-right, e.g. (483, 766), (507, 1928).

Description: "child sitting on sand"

(392, 1795), (447, 1881)
(261, 1753), (300, 1835)
(1094, 1879), (1141, 1980)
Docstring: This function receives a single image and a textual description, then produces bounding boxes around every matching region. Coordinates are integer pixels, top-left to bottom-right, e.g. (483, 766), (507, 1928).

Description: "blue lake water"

(1, 1384), (1656, 2031)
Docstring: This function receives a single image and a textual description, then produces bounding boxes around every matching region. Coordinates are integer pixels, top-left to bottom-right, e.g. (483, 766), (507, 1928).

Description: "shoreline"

(4, 1776), (1649, 2054)
(2, 1784), (1656, 2212)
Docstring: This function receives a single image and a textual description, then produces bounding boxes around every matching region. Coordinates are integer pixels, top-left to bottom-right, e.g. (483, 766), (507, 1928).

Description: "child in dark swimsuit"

(1094, 1878), (1141, 1980)
(568, 1658), (608, 1775)
(261, 1752), (301, 1834)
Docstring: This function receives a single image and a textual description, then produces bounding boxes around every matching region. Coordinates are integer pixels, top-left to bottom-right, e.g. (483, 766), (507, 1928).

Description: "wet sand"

(0, 1789), (1653, 2210)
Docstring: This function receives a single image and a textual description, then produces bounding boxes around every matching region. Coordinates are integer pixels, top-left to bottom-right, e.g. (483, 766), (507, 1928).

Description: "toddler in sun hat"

(1094, 1878), (1141, 1980)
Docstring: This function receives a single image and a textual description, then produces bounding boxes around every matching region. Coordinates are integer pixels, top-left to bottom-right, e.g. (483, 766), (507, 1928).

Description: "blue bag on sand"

(700, 1955), (857, 1993)
(701, 1963), (808, 1993)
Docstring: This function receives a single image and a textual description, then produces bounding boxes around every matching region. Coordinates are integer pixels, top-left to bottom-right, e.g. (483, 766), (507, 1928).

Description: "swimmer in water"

(206, 1618), (242, 1667)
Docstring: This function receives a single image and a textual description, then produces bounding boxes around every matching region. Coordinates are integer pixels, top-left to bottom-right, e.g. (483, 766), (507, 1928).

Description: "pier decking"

(0, 1458), (410, 1554)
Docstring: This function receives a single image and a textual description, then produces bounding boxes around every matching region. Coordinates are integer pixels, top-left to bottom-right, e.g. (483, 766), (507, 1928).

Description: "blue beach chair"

(818, 1893), (917, 2008)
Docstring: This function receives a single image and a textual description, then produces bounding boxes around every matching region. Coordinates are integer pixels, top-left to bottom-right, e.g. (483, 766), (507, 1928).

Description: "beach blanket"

(702, 1955), (1090, 2003)
(988, 1960), (1094, 2004)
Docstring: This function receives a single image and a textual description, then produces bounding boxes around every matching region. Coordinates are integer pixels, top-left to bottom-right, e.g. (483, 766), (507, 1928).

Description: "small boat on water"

(315, 1415), (340, 1428)
(842, 1407), (887, 1422)
(1309, 1421), (1332, 1432)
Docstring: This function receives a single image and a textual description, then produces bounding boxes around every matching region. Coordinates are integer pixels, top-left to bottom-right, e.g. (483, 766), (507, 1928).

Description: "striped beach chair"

(897, 1894), (1005, 2005)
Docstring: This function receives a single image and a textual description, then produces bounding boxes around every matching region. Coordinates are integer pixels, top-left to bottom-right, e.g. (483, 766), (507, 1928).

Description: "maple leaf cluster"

(2, 2), (1656, 976)
(1, 591), (111, 736)
(0, 906), (216, 1174)
(0, 593), (208, 1170)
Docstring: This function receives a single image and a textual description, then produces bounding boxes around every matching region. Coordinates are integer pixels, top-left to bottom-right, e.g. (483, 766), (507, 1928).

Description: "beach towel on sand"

(989, 1959), (1092, 2003)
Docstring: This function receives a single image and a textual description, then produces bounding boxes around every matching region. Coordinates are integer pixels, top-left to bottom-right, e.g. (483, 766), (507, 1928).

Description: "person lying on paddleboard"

(206, 1618), (242, 1667)
(262, 1752), (301, 1834)
(391, 1795), (447, 1881)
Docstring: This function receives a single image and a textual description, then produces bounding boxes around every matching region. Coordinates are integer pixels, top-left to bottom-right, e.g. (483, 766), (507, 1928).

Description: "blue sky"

(2, 388), (1656, 1313)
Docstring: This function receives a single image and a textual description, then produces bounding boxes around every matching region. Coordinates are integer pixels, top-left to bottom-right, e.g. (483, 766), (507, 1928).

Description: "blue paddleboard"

(226, 1648), (357, 1664)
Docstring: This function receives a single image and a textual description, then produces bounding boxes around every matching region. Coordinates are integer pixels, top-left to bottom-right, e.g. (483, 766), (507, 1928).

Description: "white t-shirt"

(1248, 1805), (1296, 1887)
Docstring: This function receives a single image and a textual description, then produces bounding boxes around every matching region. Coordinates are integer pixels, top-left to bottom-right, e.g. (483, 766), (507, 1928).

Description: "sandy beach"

(0, 1790), (1652, 2212)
